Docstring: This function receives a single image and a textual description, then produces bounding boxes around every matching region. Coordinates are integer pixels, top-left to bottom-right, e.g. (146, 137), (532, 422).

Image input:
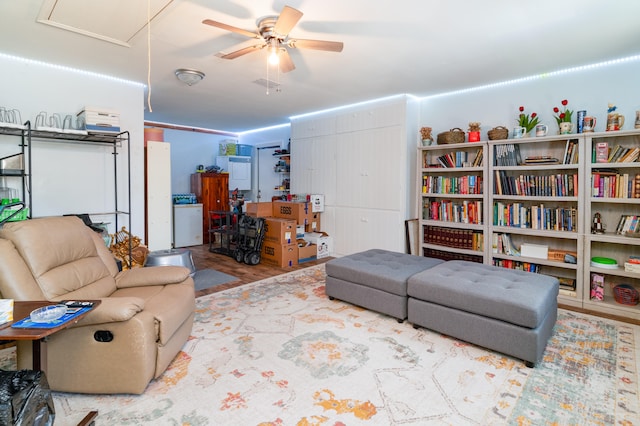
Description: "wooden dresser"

(190, 173), (229, 244)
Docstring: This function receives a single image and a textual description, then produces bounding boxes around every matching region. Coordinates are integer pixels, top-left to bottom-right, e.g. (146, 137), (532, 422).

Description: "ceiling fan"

(203, 5), (344, 73)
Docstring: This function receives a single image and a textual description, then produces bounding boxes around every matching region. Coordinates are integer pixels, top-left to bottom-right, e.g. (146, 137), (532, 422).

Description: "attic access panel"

(37, 0), (174, 47)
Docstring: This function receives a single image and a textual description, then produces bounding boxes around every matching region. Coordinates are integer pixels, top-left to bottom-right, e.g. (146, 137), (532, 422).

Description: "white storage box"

(520, 243), (549, 259)
(310, 194), (325, 212)
(303, 232), (333, 258)
(77, 107), (120, 133)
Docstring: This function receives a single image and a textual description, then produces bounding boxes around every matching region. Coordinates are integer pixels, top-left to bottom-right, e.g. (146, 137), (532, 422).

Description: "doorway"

(255, 142), (283, 203)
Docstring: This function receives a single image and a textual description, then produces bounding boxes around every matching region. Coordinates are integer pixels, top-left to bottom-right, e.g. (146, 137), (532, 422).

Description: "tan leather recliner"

(0, 216), (195, 394)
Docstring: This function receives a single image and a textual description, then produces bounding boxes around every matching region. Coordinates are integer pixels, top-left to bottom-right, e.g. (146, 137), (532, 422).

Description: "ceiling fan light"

(175, 68), (205, 86)
(268, 48), (280, 65)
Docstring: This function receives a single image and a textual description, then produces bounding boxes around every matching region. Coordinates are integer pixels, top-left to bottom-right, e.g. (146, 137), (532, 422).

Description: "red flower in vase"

(517, 106), (539, 133)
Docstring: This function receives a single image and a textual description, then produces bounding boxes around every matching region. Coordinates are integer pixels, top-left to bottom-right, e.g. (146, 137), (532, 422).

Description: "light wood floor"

(188, 243), (332, 298)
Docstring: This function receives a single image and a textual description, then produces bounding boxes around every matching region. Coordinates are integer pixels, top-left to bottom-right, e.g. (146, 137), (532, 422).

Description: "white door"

(255, 145), (281, 202)
(146, 141), (172, 251)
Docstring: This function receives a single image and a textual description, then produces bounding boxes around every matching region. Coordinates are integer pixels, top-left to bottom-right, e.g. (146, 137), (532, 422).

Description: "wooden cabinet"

(190, 173), (229, 244)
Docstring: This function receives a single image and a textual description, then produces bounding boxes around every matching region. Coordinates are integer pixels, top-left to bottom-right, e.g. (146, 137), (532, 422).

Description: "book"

(595, 142), (609, 163)
(590, 273), (604, 301)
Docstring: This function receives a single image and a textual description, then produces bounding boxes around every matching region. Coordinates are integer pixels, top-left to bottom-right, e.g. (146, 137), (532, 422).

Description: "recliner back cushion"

(0, 216), (116, 300)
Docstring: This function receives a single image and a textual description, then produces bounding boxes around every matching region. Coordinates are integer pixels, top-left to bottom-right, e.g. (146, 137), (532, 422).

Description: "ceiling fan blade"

(279, 49), (296, 73)
(288, 38), (344, 52)
(202, 19), (260, 39)
(273, 6), (303, 36)
(218, 44), (264, 59)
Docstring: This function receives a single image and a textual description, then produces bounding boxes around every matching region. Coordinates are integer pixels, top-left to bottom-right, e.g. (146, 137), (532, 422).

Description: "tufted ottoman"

(325, 249), (444, 321)
(407, 260), (559, 366)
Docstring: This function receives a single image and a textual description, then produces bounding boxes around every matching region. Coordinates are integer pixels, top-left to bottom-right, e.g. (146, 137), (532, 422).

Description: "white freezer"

(173, 204), (203, 247)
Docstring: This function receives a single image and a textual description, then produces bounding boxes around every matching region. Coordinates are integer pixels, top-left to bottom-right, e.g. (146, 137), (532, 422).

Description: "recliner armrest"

(115, 266), (191, 289)
(75, 297), (145, 326)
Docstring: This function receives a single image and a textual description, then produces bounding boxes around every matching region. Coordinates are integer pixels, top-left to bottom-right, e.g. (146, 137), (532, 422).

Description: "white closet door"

(336, 126), (403, 209)
(146, 141), (172, 251)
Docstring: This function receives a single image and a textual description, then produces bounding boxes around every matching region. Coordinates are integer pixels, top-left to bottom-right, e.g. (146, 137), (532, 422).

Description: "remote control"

(62, 300), (94, 308)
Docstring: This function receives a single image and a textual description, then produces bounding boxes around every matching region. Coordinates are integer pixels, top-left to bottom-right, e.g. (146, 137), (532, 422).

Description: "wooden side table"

(0, 300), (101, 425)
(0, 300), (100, 371)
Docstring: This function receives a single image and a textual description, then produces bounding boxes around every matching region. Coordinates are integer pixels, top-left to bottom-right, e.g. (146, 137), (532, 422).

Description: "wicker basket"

(548, 250), (578, 262)
(488, 126), (509, 140)
(437, 128), (465, 144)
(613, 284), (639, 305)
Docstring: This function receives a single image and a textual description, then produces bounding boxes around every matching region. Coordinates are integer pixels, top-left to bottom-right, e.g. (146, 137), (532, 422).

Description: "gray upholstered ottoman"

(407, 260), (559, 366)
(325, 249), (444, 321)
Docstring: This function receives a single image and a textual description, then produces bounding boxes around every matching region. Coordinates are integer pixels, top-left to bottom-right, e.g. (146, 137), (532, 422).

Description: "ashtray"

(30, 305), (68, 323)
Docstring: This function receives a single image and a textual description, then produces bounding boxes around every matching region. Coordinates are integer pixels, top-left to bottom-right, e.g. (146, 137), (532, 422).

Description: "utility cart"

(233, 215), (266, 265)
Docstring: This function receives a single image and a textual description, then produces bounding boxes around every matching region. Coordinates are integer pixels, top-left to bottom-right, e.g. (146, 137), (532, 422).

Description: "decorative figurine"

(591, 212), (605, 234)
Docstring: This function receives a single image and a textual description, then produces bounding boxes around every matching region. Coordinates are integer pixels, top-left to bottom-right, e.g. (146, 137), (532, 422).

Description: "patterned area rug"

(53, 265), (640, 425)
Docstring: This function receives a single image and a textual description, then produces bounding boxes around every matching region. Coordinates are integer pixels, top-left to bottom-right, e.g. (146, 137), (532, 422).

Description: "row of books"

(491, 259), (540, 273)
(423, 248), (483, 263)
(615, 214), (640, 235)
(494, 144), (522, 166)
(425, 199), (483, 224)
(425, 148), (483, 168)
(494, 170), (578, 197)
(561, 139), (580, 165)
(493, 202), (578, 232)
(594, 142), (640, 164)
(492, 233), (520, 256)
(423, 225), (484, 251)
(494, 140), (578, 167)
(422, 175), (483, 195)
(591, 170), (640, 198)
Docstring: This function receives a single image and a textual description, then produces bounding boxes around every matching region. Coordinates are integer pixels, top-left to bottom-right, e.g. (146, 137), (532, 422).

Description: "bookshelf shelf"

(416, 129), (640, 318)
(584, 129), (640, 319)
(418, 142), (488, 263)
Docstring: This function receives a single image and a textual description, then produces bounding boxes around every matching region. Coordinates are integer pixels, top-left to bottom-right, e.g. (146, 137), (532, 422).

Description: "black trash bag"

(0, 369), (55, 426)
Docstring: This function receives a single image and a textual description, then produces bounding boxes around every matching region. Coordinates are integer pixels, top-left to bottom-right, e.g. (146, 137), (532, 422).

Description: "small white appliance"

(173, 203), (203, 247)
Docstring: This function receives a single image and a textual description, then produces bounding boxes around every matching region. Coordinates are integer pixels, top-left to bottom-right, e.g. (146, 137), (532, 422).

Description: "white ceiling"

(1, 0), (639, 132)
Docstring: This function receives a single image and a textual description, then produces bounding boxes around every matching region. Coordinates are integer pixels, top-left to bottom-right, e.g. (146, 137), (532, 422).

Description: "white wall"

(0, 54), (145, 236)
(420, 61), (640, 140)
(163, 128), (231, 194)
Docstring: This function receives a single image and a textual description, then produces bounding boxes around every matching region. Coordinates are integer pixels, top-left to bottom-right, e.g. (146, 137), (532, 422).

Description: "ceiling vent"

(253, 79), (281, 90)
(37, 0), (174, 47)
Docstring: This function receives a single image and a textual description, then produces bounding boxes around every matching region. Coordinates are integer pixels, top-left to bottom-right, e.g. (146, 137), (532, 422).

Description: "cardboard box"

(264, 217), (297, 244)
(521, 243), (549, 259)
(310, 194), (325, 212)
(297, 239), (317, 263)
(305, 212), (321, 233)
(272, 201), (311, 225)
(246, 202), (273, 218)
(261, 241), (299, 267)
(303, 232), (333, 258)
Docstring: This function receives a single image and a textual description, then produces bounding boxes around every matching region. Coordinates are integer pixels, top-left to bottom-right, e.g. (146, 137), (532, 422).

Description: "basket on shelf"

(613, 284), (639, 305)
(437, 128), (465, 144)
(487, 126), (509, 140)
(547, 250), (577, 262)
